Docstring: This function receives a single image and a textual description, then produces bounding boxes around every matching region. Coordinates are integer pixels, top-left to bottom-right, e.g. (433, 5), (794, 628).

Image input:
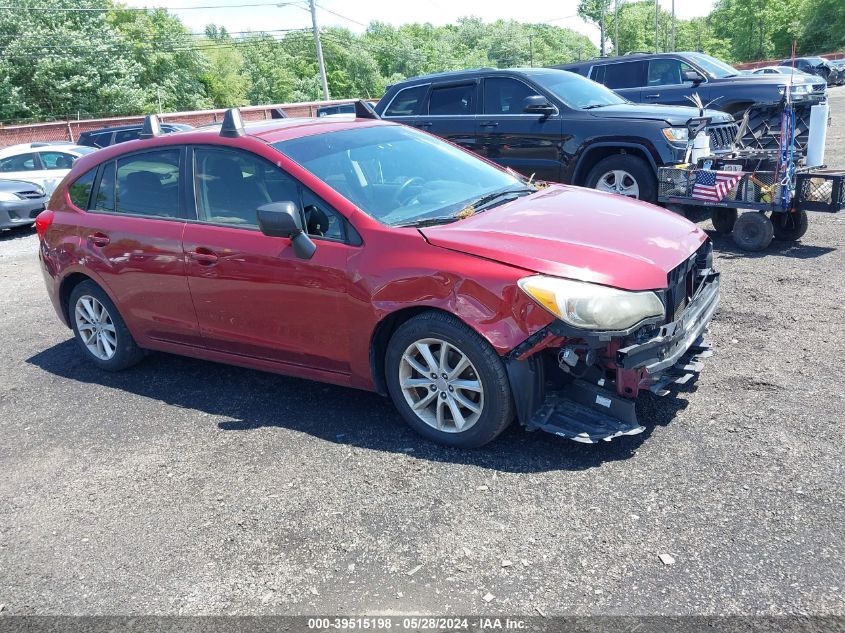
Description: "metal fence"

(0, 99), (361, 147)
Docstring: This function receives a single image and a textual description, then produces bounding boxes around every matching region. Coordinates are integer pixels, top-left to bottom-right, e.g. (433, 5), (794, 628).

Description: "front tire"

(585, 155), (657, 203)
(711, 207), (739, 234)
(69, 280), (144, 371)
(385, 312), (514, 448)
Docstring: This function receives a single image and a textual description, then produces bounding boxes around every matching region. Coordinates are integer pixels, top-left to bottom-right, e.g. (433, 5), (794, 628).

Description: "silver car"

(0, 179), (47, 229)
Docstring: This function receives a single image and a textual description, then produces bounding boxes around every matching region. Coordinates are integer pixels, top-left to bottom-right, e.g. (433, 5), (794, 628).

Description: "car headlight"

(0, 191), (21, 202)
(518, 276), (665, 331)
(662, 127), (689, 143)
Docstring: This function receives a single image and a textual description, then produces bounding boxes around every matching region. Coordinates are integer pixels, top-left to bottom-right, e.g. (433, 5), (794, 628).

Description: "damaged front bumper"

(506, 270), (720, 444)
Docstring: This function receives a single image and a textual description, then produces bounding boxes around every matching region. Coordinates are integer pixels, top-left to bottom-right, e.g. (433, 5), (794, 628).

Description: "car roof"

(80, 122), (188, 135)
(389, 66), (566, 87)
(558, 51), (705, 67)
(0, 142), (91, 158)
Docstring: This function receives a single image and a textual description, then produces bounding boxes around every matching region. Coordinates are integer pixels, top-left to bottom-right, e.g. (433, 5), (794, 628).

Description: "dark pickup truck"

(374, 67), (736, 202)
(557, 52), (827, 150)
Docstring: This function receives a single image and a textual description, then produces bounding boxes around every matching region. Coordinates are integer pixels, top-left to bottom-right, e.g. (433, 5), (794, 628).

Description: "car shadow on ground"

(28, 339), (690, 473)
(706, 230), (837, 260)
(0, 226), (35, 242)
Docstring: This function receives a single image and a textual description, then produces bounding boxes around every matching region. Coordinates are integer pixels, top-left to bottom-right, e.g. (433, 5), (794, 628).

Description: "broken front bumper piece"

(508, 272), (720, 444)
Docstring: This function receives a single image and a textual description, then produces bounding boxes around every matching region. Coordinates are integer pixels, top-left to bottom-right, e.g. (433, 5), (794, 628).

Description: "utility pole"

(614, 0), (620, 55)
(308, 0), (329, 101)
(654, 0), (659, 53)
(671, 0), (675, 51)
(528, 34), (534, 67)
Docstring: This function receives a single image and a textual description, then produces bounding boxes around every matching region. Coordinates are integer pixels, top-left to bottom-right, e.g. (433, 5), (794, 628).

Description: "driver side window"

(647, 59), (695, 86)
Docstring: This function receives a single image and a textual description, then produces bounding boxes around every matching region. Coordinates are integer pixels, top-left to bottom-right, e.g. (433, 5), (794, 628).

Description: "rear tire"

(711, 207), (738, 234)
(68, 280), (145, 371)
(585, 155), (657, 203)
(732, 211), (774, 251)
(385, 311), (513, 448)
(772, 210), (809, 241)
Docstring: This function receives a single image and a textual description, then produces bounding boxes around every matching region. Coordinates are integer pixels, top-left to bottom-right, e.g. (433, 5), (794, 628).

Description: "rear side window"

(385, 85), (427, 117)
(115, 149), (182, 218)
(596, 61), (647, 89)
(114, 128), (141, 144)
(0, 152), (39, 172)
(68, 169), (96, 209)
(427, 84), (476, 115)
(91, 150), (183, 218)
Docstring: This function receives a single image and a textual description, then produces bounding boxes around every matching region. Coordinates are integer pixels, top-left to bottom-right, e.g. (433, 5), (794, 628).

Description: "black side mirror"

(683, 70), (705, 84)
(257, 201), (317, 260)
(522, 95), (556, 116)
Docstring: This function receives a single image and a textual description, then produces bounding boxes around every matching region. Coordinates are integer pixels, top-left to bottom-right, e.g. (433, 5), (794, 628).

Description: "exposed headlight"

(0, 191), (21, 202)
(778, 83), (810, 95)
(662, 127), (689, 143)
(518, 276), (665, 331)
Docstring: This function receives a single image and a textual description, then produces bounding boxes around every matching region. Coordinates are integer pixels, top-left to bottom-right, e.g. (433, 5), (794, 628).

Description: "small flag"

(691, 169), (743, 202)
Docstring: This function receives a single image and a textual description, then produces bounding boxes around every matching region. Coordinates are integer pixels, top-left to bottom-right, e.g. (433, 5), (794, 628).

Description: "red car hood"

(419, 185), (707, 291)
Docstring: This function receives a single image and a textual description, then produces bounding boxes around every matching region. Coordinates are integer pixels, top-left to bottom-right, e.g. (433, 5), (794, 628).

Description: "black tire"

(385, 311), (514, 448)
(772, 210), (809, 241)
(585, 154), (657, 203)
(711, 207), (739, 234)
(68, 280), (145, 371)
(732, 211), (774, 252)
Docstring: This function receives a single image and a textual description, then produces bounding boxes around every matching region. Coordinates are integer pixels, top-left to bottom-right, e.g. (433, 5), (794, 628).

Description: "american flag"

(691, 169), (744, 202)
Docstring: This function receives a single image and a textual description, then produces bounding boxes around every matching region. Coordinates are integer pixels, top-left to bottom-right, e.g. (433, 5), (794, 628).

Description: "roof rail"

(139, 114), (162, 139)
(623, 51), (651, 56)
(354, 100), (380, 120)
(220, 107), (245, 138)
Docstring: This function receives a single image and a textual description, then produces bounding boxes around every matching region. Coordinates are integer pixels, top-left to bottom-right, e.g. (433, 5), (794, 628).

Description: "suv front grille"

(707, 122), (738, 151)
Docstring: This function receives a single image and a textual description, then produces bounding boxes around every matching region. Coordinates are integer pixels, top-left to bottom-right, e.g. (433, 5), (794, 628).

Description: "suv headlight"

(662, 127), (689, 143)
(518, 276), (665, 331)
(0, 191), (21, 202)
(778, 83), (810, 95)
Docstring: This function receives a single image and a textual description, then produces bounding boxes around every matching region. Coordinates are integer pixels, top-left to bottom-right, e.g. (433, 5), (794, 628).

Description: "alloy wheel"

(399, 338), (484, 433)
(74, 295), (118, 361)
(595, 169), (640, 198)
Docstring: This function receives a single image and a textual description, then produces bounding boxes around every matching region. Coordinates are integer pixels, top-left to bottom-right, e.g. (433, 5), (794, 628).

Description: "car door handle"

(189, 248), (219, 265)
(415, 122), (432, 128)
(88, 232), (110, 247)
(480, 121), (499, 128)
(645, 93), (661, 98)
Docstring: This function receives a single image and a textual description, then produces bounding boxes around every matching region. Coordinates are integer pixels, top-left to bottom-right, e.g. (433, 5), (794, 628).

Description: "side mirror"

(683, 70), (705, 84)
(522, 95), (556, 116)
(257, 201), (317, 260)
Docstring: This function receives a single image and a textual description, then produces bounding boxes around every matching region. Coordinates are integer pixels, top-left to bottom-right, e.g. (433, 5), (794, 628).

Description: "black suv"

(374, 67), (736, 202)
(779, 57), (839, 86)
(77, 122), (194, 148)
(557, 52), (826, 149)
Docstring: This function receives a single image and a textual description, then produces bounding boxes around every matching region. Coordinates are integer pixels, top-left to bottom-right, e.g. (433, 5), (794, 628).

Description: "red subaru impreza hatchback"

(37, 107), (719, 448)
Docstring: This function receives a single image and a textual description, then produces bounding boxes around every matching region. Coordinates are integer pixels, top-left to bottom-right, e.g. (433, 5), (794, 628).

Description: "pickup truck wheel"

(732, 211), (773, 251)
(711, 207), (738, 234)
(586, 155), (656, 203)
(772, 210), (809, 241)
(385, 312), (513, 448)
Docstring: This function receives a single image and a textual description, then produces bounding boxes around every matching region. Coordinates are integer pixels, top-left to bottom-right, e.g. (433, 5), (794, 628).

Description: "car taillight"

(35, 209), (54, 240)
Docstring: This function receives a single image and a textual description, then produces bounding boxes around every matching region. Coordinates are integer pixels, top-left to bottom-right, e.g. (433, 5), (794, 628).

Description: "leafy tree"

(578, 0), (613, 56)
(198, 29), (250, 107)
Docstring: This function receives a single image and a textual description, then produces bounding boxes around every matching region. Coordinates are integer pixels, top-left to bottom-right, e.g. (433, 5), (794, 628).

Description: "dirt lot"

(1, 89), (844, 617)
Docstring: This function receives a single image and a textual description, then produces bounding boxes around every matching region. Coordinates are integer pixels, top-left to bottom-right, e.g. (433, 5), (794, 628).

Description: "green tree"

(578, 0), (613, 56)
(199, 27), (249, 107)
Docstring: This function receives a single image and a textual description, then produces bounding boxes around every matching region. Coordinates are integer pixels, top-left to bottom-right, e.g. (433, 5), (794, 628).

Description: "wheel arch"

(572, 142), (659, 187)
(59, 272), (97, 328)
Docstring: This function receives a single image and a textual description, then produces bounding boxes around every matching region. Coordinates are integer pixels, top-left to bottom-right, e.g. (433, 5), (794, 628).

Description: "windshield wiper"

(395, 216), (460, 228)
(462, 187), (536, 213)
(582, 103), (611, 109)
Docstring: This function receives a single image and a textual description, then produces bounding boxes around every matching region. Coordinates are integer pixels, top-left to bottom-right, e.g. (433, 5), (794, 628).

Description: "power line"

(314, 3), (367, 28)
(0, 1), (305, 10)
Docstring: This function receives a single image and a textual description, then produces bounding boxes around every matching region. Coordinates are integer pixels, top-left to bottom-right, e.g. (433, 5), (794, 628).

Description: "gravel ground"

(1, 89), (844, 617)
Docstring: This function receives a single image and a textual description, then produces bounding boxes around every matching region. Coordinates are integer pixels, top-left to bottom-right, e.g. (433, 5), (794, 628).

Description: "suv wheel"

(385, 312), (513, 448)
(69, 281), (145, 371)
(711, 207), (738, 234)
(586, 155), (656, 202)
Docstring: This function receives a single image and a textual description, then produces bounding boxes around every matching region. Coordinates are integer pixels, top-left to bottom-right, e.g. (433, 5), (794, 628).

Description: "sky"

(122, 0), (718, 45)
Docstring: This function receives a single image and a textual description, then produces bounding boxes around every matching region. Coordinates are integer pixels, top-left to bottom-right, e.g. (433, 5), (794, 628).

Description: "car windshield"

(686, 53), (740, 78)
(524, 69), (627, 109)
(73, 147), (98, 156)
(273, 125), (528, 227)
